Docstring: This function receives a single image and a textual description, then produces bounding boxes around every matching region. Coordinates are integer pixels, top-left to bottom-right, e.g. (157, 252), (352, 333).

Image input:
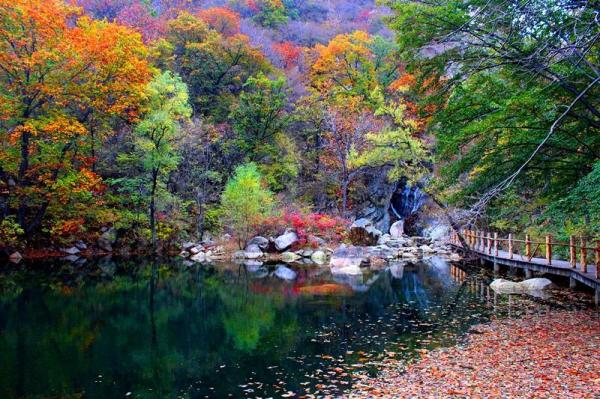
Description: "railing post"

(545, 234), (552, 265)
(580, 237), (587, 273)
(569, 235), (576, 268)
(508, 233), (513, 259)
(487, 232), (492, 255)
(494, 232), (498, 257)
(525, 234), (531, 259)
(595, 241), (600, 279)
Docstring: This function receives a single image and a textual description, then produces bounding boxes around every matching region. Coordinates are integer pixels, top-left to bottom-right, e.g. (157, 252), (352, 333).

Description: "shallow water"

(0, 256), (578, 398)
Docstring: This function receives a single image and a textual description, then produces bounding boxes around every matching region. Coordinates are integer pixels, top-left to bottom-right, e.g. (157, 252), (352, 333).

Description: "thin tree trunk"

(17, 131), (30, 229)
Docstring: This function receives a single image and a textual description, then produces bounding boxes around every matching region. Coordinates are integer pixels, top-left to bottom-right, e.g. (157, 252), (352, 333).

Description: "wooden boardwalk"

(449, 230), (600, 304)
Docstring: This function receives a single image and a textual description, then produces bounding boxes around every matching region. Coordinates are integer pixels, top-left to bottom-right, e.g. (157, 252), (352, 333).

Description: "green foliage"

(0, 217), (24, 248)
(219, 163), (275, 247)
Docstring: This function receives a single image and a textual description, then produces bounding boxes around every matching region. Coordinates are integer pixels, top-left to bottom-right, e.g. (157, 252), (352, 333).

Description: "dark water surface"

(0, 257), (557, 398)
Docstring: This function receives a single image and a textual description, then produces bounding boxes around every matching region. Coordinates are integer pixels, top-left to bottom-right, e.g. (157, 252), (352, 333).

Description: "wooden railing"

(450, 230), (600, 279)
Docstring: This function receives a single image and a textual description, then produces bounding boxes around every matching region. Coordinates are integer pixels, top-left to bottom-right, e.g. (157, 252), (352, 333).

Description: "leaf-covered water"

(0, 257), (573, 398)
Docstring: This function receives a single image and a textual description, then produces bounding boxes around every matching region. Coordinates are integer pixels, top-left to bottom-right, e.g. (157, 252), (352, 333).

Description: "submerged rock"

(61, 246), (80, 255)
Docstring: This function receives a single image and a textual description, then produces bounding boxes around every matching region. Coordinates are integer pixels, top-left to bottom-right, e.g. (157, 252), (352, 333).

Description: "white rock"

(490, 278), (553, 294)
(389, 220), (404, 238)
(61, 246), (80, 255)
(331, 264), (363, 276)
(9, 252), (22, 263)
(189, 245), (204, 255)
(179, 251), (190, 258)
(247, 236), (270, 250)
(329, 244), (366, 269)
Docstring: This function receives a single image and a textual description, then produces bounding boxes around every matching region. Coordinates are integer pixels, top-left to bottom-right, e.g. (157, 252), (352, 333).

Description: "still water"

(0, 257), (525, 398)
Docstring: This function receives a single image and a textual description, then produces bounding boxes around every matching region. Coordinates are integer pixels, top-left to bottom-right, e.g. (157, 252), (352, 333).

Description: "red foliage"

(116, 2), (166, 42)
(198, 7), (241, 37)
(273, 41), (302, 69)
(257, 211), (349, 246)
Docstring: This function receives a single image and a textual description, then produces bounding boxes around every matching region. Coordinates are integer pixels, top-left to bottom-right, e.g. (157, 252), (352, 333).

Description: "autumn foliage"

(198, 7), (241, 37)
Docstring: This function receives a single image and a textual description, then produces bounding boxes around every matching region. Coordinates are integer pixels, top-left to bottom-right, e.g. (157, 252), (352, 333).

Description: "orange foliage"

(198, 7), (241, 37)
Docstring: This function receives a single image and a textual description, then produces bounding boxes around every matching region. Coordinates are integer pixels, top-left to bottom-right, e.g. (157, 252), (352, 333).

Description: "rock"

(220, 233), (232, 241)
(62, 255), (80, 262)
(244, 260), (264, 272)
(420, 245), (434, 253)
(310, 250), (328, 265)
(247, 236), (270, 250)
(232, 250), (245, 260)
(274, 231), (298, 251)
(281, 251), (301, 263)
(201, 231), (213, 243)
(349, 218), (382, 246)
(301, 249), (314, 257)
(74, 241), (87, 250)
(490, 278), (553, 294)
(274, 265), (297, 280)
(179, 251), (190, 258)
(190, 252), (206, 262)
(369, 256), (387, 269)
(61, 246), (80, 255)
(98, 228), (117, 252)
(189, 245), (204, 255)
(389, 220), (405, 238)
(377, 234), (391, 245)
(182, 242), (196, 250)
(449, 253), (461, 262)
(244, 244), (263, 259)
(330, 244), (367, 269)
(520, 278), (554, 291)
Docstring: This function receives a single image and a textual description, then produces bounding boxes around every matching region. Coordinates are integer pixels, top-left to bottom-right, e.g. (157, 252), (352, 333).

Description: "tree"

(0, 0), (151, 236)
(127, 71), (192, 252)
(164, 12), (271, 120)
(320, 101), (382, 216)
(309, 31), (399, 105)
(219, 163), (275, 248)
(385, 0), (600, 233)
(198, 7), (241, 37)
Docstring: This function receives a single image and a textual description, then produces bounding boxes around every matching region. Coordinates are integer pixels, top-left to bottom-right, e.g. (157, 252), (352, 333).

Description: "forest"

(0, 0), (598, 255)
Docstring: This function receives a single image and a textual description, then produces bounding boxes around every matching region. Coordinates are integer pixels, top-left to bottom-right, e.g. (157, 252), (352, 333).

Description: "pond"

(0, 257), (566, 398)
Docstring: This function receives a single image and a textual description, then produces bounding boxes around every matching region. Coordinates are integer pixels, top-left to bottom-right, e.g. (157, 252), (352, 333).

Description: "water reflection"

(0, 256), (558, 398)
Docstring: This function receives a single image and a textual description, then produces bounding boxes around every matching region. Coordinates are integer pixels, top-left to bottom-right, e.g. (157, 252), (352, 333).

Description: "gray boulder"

(330, 244), (367, 269)
(247, 236), (270, 250)
(244, 244), (263, 259)
(490, 278), (553, 294)
(61, 246), (80, 255)
(190, 252), (206, 262)
(274, 231), (298, 251)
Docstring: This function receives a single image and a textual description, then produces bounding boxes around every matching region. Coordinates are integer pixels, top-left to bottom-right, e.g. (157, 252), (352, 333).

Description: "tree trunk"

(17, 130), (30, 229)
(426, 190), (473, 253)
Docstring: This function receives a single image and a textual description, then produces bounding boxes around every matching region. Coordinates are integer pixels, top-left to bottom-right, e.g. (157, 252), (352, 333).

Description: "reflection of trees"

(0, 258), (301, 398)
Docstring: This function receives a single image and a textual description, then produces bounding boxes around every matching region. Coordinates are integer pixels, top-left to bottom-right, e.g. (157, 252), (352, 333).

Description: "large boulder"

(330, 244), (367, 269)
(349, 218), (382, 246)
(98, 228), (117, 252)
(244, 244), (263, 259)
(389, 220), (404, 238)
(274, 231), (298, 251)
(274, 265), (297, 280)
(490, 278), (553, 294)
